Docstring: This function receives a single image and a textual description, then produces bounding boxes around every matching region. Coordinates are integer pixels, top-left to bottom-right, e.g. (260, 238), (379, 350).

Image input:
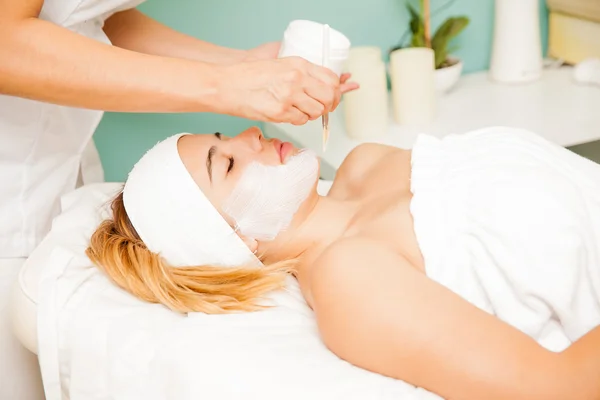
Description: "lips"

(271, 138), (293, 163)
(276, 140), (284, 162)
(280, 142), (294, 163)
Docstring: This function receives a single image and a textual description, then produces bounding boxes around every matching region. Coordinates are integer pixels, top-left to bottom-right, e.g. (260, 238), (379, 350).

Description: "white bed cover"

(22, 182), (441, 400)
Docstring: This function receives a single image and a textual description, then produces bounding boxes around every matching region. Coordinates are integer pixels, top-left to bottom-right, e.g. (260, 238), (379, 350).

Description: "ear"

(238, 233), (258, 255)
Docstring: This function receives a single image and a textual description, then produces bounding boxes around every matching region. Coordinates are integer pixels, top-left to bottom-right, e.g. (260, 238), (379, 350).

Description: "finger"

(307, 64), (340, 91)
(303, 77), (336, 112)
(270, 102), (309, 125)
(286, 107), (310, 126)
(341, 81), (360, 94)
(292, 90), (326, 120)
(330, 74), (353, 111)
(331, 86), (342, 112)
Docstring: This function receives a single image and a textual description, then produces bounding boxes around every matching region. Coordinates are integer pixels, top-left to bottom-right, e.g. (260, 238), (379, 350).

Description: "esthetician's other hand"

(217, 56), (359, 125)
(243, 41), (282, 61)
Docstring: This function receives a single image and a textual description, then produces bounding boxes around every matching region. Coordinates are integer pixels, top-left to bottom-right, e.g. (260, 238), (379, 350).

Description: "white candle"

(345, 46), (383, 69)
(389, 47), (436, 126)
(342, 47), (389, 140)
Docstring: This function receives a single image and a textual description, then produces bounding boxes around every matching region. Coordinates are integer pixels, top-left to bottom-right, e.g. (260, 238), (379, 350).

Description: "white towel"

(410, 127), (600, 352)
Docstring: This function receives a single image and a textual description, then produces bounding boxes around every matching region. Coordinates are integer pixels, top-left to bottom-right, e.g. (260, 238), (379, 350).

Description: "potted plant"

(391, 0), (470, 93)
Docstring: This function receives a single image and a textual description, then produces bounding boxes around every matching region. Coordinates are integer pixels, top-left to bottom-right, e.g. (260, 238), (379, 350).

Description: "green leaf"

(448, 16), (469, 38)
(432, 16), (470, 50)
(435, 48), (447, 68)
(411, 33), (426, 47)
(407, 2), (426, 47)
(407, 2), (421, 32)
(431, 16), (469, 67)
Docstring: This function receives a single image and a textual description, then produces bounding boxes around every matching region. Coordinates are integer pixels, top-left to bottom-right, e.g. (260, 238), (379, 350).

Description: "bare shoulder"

(330, 143), (400, 198)
(337, 143), (398, 178)
(313, 236), (410, 284)
(309, 236), (415, 310)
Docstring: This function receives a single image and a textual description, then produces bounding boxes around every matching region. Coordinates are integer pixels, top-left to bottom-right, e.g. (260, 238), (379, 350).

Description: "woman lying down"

(87, 126), (600, 400)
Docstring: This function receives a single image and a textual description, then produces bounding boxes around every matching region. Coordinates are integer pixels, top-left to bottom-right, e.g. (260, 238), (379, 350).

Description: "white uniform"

(0, 0), (145, 398)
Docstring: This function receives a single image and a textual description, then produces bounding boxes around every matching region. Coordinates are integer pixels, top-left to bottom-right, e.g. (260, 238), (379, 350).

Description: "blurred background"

(94, 0), (550, 182)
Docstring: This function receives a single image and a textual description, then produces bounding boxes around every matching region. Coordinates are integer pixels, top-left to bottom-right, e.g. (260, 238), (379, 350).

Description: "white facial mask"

(222, 149), (319, 241)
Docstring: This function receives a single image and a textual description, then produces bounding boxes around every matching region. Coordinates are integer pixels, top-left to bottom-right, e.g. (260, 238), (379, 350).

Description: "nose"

(237, 126), (263, 152)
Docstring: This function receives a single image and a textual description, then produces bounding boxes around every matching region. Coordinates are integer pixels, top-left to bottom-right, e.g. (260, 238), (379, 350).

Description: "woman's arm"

(0, 0), (222, 113)
(310, 237), (599, 400)
(103, 9), (248, 65)
(0, 0), (342, 124)
(562, 326), (600, 398)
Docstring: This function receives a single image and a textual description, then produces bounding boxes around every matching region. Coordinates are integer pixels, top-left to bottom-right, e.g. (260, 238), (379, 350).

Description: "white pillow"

(22, 181), (437, 400)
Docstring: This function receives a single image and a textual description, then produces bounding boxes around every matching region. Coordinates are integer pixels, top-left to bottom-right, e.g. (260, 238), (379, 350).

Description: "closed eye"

(213, 132), (234, 175)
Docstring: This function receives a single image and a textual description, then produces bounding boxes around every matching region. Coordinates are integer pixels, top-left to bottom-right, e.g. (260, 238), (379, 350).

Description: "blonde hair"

(86, 191), (295, 314)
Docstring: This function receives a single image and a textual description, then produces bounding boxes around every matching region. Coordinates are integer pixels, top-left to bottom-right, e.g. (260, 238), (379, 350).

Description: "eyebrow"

(206, 132), (222, 183)
(206, 146), (216, 183)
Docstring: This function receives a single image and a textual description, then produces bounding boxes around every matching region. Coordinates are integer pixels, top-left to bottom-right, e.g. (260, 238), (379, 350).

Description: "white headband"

(122, 133), (259, 268)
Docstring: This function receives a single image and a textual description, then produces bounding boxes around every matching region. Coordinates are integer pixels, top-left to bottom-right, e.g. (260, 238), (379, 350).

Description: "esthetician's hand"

(217, 56), (359, 125)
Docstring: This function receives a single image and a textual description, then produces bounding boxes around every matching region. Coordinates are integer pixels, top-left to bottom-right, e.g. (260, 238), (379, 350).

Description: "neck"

(260, 194), (360, 267)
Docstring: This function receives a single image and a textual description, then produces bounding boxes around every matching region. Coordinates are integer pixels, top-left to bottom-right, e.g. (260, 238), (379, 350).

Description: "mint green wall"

(94, 0), (550, 182)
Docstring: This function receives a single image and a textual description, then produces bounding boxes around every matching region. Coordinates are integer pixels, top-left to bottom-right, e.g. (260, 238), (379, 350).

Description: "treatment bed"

(9, 180), (441, 400)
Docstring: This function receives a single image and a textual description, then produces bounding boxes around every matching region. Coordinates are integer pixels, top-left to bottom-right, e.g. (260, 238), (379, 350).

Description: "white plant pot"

(434, 57), (463, 93)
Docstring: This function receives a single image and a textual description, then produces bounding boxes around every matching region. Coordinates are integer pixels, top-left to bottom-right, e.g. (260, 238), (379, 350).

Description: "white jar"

(343, 46), (389, 140)
(490, 0), (543, 83)
(278, 20), (351, 76)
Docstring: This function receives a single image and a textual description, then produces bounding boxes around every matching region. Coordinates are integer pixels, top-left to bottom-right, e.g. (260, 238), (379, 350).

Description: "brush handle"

(322, 24), (330, 67)
(321, 24), (331, 151)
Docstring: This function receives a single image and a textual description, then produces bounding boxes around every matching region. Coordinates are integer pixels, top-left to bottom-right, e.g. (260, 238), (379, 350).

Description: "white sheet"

(411, 128), (600, 352)
(33, 182), (441, 400)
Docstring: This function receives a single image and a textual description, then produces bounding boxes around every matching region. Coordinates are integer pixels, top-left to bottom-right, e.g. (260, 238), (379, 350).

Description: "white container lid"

(282, 20), (351, 60)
